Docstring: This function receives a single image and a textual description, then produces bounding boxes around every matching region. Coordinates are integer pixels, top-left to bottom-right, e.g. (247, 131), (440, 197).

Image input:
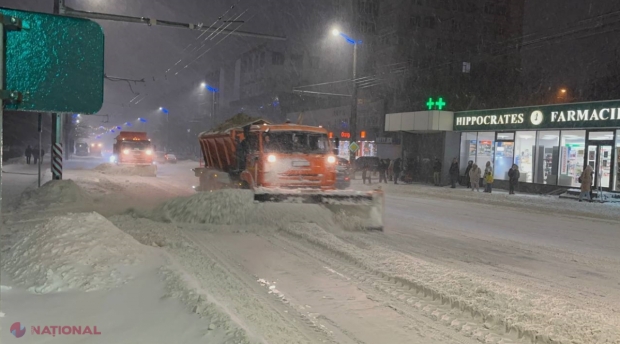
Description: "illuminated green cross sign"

(436, 98), (446, 110)
(426, 98), (435, 110)
(425, 97), (447, 110)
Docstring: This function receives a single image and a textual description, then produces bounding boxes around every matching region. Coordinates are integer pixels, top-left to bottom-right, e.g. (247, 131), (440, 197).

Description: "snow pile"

(146, 189), (337, 229)
(2, 212), (148, 294)
(4, 156), (26, 165)
(16, 179), (92, 209)
(93, 163), (157, 177)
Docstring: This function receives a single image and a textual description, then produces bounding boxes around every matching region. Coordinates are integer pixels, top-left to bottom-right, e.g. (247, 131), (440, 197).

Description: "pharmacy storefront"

(454, 100), (620, 192)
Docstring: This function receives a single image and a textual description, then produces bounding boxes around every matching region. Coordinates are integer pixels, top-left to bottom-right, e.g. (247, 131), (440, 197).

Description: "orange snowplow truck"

(192, 118), (384, 230)
(112, 131), (154, 165)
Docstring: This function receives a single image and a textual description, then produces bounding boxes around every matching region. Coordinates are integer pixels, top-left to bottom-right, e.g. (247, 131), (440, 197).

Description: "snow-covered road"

(2, 161), (618, 343)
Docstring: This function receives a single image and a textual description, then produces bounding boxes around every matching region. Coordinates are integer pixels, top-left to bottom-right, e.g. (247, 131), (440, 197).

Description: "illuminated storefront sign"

(454, 100), (620, 131)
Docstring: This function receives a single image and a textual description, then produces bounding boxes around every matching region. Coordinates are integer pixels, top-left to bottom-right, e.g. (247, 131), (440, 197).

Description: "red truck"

(111, 131), (154, 165)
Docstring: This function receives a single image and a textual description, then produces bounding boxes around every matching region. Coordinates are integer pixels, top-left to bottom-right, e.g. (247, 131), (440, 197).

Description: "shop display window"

(358, 141), (377, 157)
(559, 130), (586, 187)
(459, 132), (477, 172)
(514, 131), (536, 183)
(534, 131), (559, 185)
(476, 132), (495, 171)
(338, 140), (350, 160)
(494, 140), (514, 180)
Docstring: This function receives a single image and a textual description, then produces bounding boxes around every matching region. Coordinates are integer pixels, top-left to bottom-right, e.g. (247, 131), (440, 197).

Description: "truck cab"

(111, 131), (154, 165)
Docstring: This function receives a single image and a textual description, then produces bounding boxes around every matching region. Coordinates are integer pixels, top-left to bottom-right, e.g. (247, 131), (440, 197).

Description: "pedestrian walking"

(483, 161), (493, 193)
(387, 159), (394, 181)
(25, 145), (32, 164)
(449, 158), (459, 188)
(578, 164), (594, 202)
(33, 146), (39, 165)
(469, 163), (481, 192)
(393, 158), (402, 184)
(508, 164), (520, 194)
(378, 159), (388, 183)
(362, 164), (372, 184)
(464, 160), (473, 188)
(433, 157), (442, 186)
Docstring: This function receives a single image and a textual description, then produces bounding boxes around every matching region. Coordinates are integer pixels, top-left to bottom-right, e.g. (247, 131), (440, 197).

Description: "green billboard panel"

(1, 8), (104, 114)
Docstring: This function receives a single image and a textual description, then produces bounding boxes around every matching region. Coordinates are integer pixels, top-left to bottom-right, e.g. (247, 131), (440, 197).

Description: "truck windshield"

(263, 131), (329, 154)
(121, 141), (151, 150)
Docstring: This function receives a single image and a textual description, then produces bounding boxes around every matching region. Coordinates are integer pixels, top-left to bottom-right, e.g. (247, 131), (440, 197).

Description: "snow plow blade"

(253, 189), (384, 231)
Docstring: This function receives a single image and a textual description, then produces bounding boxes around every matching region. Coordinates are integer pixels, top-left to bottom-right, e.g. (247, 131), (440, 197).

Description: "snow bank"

(145, 189), (338, 229)
(4, 156), (26, 165)
(2, 212), (148, 293)
(16, 179), (92, 209)
(93, 163), (157, 177)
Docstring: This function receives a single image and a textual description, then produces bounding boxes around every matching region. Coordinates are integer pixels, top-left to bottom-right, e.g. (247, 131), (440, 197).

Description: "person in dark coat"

(393, 158), (402, 184)
(25, 145), (32, 164)
(32, 146), (39, 165)
(362, 163), (372, 184)
(508, 164), (520, 195)
(378, 159), (388, 183)
(464, 160), (473, 188)
(449, 158), (460, 188)
(433, 158), (442, 186)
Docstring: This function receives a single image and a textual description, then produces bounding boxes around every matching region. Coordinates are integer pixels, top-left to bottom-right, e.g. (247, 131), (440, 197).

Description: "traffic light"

(360, 130), (366, 139)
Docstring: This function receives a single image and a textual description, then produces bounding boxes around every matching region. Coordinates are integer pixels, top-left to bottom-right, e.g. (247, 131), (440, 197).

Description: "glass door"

(494, 132), (514, 180)
(586, 143), (614, 190)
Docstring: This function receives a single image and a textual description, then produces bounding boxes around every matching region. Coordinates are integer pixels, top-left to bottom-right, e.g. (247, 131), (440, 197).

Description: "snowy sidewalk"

(349, 175), (620, 221)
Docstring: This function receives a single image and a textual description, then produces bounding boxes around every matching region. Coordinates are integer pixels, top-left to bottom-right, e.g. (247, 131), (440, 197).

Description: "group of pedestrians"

(361, 157), (403, 185)
(24, 145), (45, 165)
(460, 160), (520, 194)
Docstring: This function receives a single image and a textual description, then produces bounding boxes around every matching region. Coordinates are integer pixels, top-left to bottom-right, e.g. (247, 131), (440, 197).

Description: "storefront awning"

(385, 111), (454, 132)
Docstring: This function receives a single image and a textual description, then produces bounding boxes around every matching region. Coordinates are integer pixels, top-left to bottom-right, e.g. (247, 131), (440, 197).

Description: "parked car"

(165, 153), (177, 164)
(354, 156), (380, 172)
(335, 157), (351, 189)
(154, 151), (167, 164)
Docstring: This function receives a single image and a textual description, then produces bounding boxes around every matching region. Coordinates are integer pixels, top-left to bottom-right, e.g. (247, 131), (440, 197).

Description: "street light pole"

(332, 28), (359, 163)
(350, 42), (358, 163)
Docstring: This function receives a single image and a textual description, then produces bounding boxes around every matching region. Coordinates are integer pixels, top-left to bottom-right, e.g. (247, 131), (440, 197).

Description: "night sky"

(1, 0), (618, 147)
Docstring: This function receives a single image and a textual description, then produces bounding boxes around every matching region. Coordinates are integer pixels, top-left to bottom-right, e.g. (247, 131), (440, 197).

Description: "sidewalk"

(348, 173), (620, 222)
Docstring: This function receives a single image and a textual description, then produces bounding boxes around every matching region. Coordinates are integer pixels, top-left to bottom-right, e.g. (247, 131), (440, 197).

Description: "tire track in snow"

(179, 228), (337, 344)
(275, 223), (603, 344)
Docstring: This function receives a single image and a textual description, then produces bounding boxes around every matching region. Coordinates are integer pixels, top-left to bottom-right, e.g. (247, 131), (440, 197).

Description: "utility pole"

(51, 0), (63, 180)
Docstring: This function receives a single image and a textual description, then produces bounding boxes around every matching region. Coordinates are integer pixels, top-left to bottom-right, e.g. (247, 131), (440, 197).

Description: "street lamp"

(331, 26), (359, 163)
(159, 107), (170, 152)
(201, 83), (219, 128)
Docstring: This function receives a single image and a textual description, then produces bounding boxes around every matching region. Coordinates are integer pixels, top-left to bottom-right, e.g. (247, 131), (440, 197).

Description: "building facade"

(385, 100), (620, 194)
(373, 0), (526, 112)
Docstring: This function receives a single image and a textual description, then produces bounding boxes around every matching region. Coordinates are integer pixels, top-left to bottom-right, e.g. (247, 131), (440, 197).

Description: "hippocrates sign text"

(453, 100), (620, 131)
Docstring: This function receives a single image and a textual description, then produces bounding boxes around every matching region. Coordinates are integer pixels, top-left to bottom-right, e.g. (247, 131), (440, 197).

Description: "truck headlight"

(98, 143), (102, 147)
(267, 154), (276, 163)
(123, 149), (130, 155)
(327, 156), (336, 164)
(146, 149), (153, 155)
